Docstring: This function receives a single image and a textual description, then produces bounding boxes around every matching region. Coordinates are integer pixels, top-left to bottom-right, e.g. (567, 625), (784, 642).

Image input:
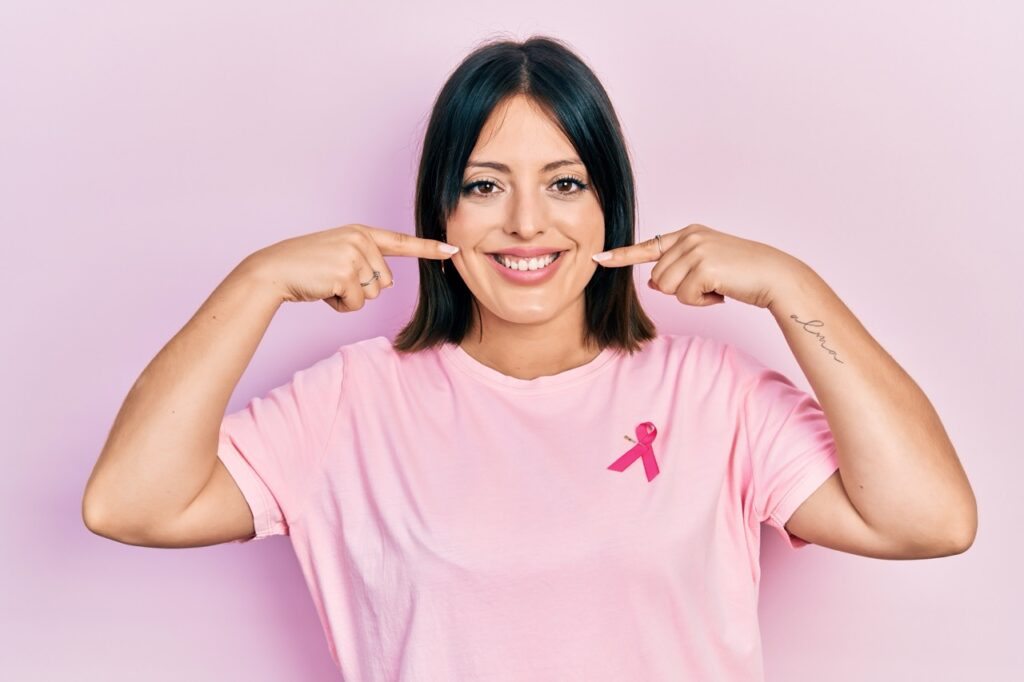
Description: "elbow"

(82, 489), (127, 541)
(937, 503), (977, 557)
(931, 483), (978, 557)
(82, 491), (164, 547)
(82, 467), (112, 536)
(948, 516), (977, 556)
(82, 493), (111, 537)
(952, 491), (978, 554)
(896, 507), (977, 559)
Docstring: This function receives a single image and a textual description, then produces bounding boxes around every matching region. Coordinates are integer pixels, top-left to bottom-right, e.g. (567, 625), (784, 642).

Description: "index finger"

(591, 233), (673, 267)
(361, 225), (461, 260)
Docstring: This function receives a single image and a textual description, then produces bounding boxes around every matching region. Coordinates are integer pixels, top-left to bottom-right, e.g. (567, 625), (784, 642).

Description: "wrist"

(229, 252), (288, 306)
(767, 260), (824, 318)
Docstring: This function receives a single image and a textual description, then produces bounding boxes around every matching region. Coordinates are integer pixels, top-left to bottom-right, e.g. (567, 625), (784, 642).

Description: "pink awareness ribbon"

(607, 421), (660, 481)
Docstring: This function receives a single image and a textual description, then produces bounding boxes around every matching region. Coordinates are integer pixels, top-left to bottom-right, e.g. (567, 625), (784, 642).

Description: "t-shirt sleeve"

(216, 347), (345, 544)
(735, 347), (840, 549)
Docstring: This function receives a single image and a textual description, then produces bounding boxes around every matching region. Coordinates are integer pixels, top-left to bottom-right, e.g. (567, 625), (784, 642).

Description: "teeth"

(492, 252), (561, 271)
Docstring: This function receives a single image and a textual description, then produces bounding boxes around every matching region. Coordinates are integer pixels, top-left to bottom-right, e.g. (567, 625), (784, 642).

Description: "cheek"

(575, 210), (605, 246)
(446, 205), (486, 240)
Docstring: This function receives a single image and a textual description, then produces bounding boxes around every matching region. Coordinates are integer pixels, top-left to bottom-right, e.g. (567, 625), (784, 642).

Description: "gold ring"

(654, 234), (663, 255)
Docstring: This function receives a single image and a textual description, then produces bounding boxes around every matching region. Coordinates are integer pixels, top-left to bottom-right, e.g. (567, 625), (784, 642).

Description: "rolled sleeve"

(216, 428), (287, 543)
(736, 347), (840, 550)
(216, 347), (346, 544)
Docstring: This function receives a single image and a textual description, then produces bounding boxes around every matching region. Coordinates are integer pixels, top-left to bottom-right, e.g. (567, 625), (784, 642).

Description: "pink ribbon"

(607, 421), (660, 481)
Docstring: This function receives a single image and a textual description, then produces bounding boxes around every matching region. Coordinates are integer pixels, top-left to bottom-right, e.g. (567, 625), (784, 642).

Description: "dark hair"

(393, 34), (657, 355)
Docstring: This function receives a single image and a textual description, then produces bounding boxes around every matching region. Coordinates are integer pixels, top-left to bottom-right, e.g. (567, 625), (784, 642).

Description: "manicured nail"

(438, 243), (460, 255)
(647, 279), (656, 289)
(592, 251), (611, 262)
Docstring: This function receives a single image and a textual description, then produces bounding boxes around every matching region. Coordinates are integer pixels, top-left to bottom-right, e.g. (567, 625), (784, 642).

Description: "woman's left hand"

(592, 223), (811, 310)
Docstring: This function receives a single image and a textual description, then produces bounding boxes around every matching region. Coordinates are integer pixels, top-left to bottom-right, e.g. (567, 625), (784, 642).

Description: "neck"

(460, 299), (601, 381)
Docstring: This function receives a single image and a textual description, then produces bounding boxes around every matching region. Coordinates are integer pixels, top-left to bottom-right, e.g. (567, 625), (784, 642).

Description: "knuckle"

(682, 231), (705, 249)
(351, 229), (371, 247)
(691, 241), (710, 258)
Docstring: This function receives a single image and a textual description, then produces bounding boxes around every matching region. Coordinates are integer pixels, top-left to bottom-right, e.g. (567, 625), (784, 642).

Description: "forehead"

(470, 94), (579, 167)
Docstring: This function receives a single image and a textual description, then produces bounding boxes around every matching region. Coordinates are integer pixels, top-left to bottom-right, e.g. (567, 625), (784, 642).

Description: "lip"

(485, 250), (567, 286)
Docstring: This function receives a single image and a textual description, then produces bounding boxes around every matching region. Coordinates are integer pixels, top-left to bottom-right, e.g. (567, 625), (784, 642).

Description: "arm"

(82, 255), (284, 539)
(592, 222), (977, 558)
(767, 263), (978, 552)
(83, 224), (455, 546)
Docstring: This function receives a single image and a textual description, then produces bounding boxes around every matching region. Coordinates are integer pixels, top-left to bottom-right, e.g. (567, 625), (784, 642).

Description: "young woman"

(83, 35), (976, 681)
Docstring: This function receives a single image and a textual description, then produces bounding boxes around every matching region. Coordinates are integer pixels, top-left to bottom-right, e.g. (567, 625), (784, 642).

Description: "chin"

(496, 310), (558, 326)
(484, 302), (564, 326)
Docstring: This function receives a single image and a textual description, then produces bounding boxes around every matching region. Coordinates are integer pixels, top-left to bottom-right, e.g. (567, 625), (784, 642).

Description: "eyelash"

(460, 174), (590, 198)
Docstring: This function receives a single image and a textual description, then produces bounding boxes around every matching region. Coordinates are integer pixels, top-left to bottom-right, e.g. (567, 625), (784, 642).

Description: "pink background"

(3, 2), (1020, 679)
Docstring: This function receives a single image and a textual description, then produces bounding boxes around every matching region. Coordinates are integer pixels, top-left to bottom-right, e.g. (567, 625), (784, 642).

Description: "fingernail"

(388, 280), (395, 288)
(647, 279), (656, 289)
(438, 243), (460, 255)
(592, 251), (611, 262)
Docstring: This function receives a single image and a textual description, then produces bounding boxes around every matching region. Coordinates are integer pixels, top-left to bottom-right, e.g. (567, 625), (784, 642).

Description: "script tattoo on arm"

(788, 314), (845, 364)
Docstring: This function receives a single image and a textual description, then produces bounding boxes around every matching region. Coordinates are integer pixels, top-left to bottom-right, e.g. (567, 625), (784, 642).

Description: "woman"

(83, 35), (976, 680)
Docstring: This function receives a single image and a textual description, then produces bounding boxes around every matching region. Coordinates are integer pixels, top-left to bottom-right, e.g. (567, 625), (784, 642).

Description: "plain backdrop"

(2, 1), (1020, 679)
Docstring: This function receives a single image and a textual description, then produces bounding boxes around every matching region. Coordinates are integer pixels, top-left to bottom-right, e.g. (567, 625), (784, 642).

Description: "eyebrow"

(465, 158), (584, 173)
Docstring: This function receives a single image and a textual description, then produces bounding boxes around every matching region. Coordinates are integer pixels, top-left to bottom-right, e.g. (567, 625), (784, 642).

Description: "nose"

(503, 186), (548, 239)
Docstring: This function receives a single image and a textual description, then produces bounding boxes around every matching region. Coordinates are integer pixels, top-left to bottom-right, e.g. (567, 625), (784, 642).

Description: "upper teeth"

(493, 252), (560, 271)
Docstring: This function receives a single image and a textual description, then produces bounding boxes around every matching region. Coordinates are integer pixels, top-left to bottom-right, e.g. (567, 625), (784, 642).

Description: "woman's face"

(445, 94), (605, 328)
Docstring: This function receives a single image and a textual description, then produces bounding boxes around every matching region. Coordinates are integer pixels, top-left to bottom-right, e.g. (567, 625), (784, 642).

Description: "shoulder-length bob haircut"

(393, 35), (657, 355)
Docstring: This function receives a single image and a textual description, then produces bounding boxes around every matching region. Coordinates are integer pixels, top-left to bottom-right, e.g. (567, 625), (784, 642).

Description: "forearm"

(83, 255), (285, 531)
(767, 262), (976, 544)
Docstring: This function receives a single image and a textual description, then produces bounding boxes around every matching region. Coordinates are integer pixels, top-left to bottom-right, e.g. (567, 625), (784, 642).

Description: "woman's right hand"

(244, 224), (459, 311)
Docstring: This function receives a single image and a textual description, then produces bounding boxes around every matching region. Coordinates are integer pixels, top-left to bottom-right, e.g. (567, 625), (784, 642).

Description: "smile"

(484, 249), (567, 286)
(489, 251), (564, 271)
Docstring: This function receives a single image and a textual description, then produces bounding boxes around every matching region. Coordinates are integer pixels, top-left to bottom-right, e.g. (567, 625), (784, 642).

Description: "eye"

(551, 174), (589, 195)
(460, 178), (500, 197)
(459, 174), (591, 199)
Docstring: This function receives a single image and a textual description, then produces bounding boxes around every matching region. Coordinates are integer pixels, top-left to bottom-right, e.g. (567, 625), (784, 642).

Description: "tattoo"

(788, 314), (845, 363)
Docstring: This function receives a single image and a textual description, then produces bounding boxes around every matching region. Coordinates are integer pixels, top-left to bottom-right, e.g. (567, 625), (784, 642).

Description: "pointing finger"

(361, 225), (461, 260)
(591, 233), (671, 267)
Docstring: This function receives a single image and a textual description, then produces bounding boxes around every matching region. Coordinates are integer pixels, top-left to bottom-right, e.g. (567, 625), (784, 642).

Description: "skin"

(441, 93), (976, 556)
(594, 227), (977, 557)
(444, 93), (607, 380)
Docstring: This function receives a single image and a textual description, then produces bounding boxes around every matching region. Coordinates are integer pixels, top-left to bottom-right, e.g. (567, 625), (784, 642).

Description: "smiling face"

(445, 94), (605, 333)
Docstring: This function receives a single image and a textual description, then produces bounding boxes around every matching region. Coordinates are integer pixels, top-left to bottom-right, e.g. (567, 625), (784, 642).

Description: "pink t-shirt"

(217, 332), (839, 680)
